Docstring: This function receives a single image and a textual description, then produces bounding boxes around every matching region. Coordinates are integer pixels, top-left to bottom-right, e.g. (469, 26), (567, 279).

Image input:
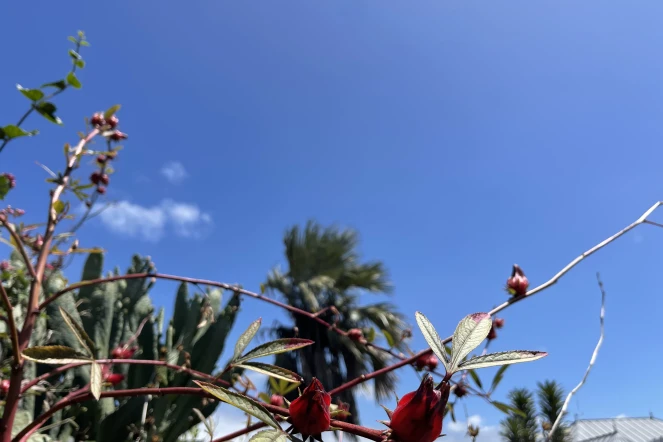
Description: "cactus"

(11, 253), (243, 442)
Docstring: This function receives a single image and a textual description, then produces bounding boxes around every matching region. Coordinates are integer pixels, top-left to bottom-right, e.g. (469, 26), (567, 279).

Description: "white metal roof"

(570, 417), (663, 442)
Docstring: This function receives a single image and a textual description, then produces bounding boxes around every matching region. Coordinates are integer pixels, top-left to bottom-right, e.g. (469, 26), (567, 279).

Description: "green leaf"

(365, 327), (376, 343)
(68, 36), (77, 44)
(234, 338), (314, 364)
(66, 72), (81, 89)
(41, 80), (67, 91)
(53, 200), (65, 215)
(80, 40), (90, 47)
(491, 400), (527, 418)
(449, 313), (492, 372)
(457, 350), (548, 371)
(1, 125), (37, 140)
(249, 430), (288, 442)
(104, 104), (121, 119)
(58, 306), (96, 356)
(233, 318), (262, 361)
(75, 59), (85, 69)
(35, 102), (63, 125)
(0, 176), (10, 201)
(16, 84), (44, 101)
(490, 365), (509, 393)
(468, 369), (483, 390)
(382, 329), (395, 348)
(235, 362), (303, 383)
(69, 49), (82, 60)
(195, 381), (281, 430)
(22, 345), (90, 364)
(90, 362), (102, 400)
(414, 312), (450, 372)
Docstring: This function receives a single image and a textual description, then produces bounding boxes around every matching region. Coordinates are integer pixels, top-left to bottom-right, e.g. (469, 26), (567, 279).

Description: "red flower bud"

(111, 346), (137, 359)
(388, 375), (449, 442)
(454, 383), (467, 398)
(109, 130), (128, 141)
(494, 318), (505, 329)
(90, 113), (106, 127)
(90, 172), (101, 185)
(105, 373), (125, 385)
(347, 328), (363, 342)
(487, 326), (497, 341)
(100, 174), (110, 185)
(426, 354), (439, 371)
(288, 378), (331, 438)
(334, 400), (351, 421)
(506, 264), (529, 297)
(96, 186), (106, 195)
(0, 379), (10, 396)
(107, 115), (119, 129)
(97, 155), (107, 164)
(270, 394), (284, 407)
(414, 353), (430, 371)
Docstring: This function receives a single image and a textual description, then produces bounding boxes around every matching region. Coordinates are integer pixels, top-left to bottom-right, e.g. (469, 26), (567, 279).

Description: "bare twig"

(0, 217), (37, 281)
(548, 273), (606, 439)
(0, 283), (20, 365)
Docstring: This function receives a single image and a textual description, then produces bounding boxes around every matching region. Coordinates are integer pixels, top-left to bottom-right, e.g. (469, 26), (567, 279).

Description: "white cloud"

(160, 161), (188, 184)
(445, 415), (500, 442)
(99, 199), (212, 241)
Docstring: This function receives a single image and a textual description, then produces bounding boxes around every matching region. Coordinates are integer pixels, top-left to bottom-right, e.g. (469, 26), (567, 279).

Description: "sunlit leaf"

(458, 350), (547, 371)
(195, 381), (281, 430)
(66, 72), (81, 89)
(22, 345), (90, 364)
(491, 400), (527, 418)
(382, 329), (395, 348)
(104, 105), (121, 119)
(41, 80), (66, 91)
(249, 430), (288, 442)
(58, 306), (95, 356)
(449, 313), (492, 372)
(1, 125), (37, 140)
(415, 312), (450, 371)
(233, 318), (261, 361)
(35, 102), (63, 125)
(90, 362), (102, 400)
(365, 327), (376, 343)
(235, 338), (314, 364)
(235, 362), (303, 383)
(16, 84), (44, 102)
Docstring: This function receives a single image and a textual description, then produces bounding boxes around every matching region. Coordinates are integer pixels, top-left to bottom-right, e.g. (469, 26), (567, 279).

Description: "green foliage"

(11, 253), (244, 442)
(537, 380), (570, 442)
(499, 388), (539, 442)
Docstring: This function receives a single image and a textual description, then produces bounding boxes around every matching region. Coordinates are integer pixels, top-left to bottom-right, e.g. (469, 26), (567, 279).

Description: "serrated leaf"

(58, 306), (95, 357)
(468, 369), (483, 390)
(35, 102), (63, 125)
(2, 125), (37, 140)
(449, 313), (492, 372)
(234, 318), (262, 361)
(490, 365), (509, 393)
(22, 345), (91, 364)
(236, 362), (303, 383)
(16, 84), (44, 101)
(90, 362), (102, 400)
(249, 430), (288, 442)
(415, 312), (450, 371)
(458, 350), (548, 371)
(235, 338), (314, 364)
(195, 381), (281, 430)
(491, 400), (527, 418)
(104, 105), (121, 119)
(66, 72), (81, 89)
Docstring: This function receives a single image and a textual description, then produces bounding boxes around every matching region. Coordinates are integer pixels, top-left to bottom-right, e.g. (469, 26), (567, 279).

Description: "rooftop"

(570, 417), (663, 442)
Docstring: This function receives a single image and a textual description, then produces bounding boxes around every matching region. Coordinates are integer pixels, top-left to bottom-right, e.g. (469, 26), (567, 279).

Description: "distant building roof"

(570, 417), (663, 442)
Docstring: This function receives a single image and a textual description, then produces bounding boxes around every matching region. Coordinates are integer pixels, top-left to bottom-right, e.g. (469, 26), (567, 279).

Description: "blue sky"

(2, 1), (663, 439)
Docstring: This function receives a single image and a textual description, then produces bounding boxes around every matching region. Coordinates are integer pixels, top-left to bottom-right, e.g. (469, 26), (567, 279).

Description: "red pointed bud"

(106, 115), (119, 129)
(494, 318), (505, 329)
(111, 346), (137, 359)
(487, 326), (497, 341)
(347, 328), (363, 342)
(454, 383), (467, 398)
(506, 264), (529, 297)
(389, 375), (449, 442)
(270, 394), (284, 407)
(288, 378), (331, 438)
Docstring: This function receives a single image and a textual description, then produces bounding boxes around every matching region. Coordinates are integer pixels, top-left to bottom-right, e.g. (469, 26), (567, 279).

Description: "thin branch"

(0, 217), (37, 281)
(211, 422), (265, 442)
(547, 273), (606, 439)
(0, 283), (20, 365)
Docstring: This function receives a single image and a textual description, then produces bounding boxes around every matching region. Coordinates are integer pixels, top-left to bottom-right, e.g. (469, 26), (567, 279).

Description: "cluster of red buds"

(110, 346), (138, 359)
(505, 264), (529, 297)
(0, 206), (25, 218)
(90, 112), (127, 141)
(414, 353), (439, 371)
(1, 173), (16, 189)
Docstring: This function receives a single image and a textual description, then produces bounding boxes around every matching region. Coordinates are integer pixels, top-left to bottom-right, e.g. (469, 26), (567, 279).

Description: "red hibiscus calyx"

(505, 264), (529, 297)
(287, 378), (331, 441)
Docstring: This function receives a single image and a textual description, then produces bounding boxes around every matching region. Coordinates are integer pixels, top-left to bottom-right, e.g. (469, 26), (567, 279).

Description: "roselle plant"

(1, 29), (661, 442)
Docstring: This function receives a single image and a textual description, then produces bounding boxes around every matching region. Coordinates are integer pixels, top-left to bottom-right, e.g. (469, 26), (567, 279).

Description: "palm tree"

(537, 380), (570, 442)
(500, 388), (539, 442)
(264, 221), (407, 429)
